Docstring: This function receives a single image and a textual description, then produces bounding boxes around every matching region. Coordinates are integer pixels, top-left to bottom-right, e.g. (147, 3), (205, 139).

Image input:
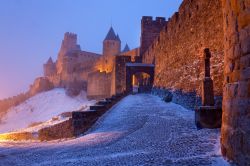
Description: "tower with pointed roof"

(103, 27), (121, 57)
(100, 27), (121, 72)
(122, 44), (130, 53)
(43, 57), (56, 77)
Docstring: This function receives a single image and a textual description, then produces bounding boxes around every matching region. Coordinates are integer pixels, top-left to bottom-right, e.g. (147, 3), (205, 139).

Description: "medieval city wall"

(87, 71), (112, 99)
(115, 56), (132, 94)
(221, 0), (250, 165)
(142, 0), (224, 96)
(140, 16), (167, 58)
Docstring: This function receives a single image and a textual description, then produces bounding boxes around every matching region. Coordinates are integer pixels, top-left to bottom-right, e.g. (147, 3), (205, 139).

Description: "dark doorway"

(126, 63), (154, 93)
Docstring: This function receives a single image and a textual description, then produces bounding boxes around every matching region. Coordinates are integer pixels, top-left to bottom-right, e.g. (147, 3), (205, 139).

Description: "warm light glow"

(0, 132), (34, 141)
(0, 133), (11, 141)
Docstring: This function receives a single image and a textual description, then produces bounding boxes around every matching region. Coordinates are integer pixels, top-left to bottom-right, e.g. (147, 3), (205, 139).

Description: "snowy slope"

(0, 88), (96, 134)
(0, 94), (229, 165)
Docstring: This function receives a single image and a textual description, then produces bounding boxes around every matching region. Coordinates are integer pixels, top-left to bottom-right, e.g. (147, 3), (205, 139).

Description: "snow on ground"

(0, 94), (230, 166)
(0, 89), (96, 134)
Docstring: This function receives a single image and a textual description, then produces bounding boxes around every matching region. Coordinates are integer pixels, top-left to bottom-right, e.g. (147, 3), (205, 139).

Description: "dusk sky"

(0, 0), (182, 99)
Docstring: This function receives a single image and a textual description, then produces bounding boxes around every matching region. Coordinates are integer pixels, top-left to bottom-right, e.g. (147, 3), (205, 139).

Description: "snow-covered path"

(0, 94), (229, 166)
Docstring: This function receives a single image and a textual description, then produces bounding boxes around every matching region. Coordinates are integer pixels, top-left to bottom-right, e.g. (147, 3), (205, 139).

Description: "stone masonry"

(140, 16), (167, 62)
(142, 0), (224, 96)
(115, 56), (132, 94)
(221, 0), (250, 165)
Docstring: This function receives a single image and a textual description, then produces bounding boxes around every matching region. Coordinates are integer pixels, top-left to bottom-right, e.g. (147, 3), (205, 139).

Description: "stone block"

(242, 36), (250, 55)
(225, 83), (238, 99)
(72, 111), (101, 136)
(105, 97), (112, 101)
(239, 10), (250, 29)
(89, 105), (106, 111)
(72, 111), (97, 119)
(240, 67), (250, 81)
(111, 95), (117, 100)
(230, 70), (241, 82)
(224, 60), (233, 74)
(240, 54), (250, 69)
(237, 81), (249, 98)
(97, 100), (112, 106)
(162, 91), (173, 103)
(195, 106), (222, 129)
(38, 119), (74, 141)
(242, 132), (250, 156)
(239, 27), (248, 42)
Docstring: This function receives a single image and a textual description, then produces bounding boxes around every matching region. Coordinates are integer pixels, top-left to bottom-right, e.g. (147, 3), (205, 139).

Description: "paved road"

(0, 94), (228, 166)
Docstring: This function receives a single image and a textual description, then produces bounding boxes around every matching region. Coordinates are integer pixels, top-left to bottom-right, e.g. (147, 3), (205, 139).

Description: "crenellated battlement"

(140, 16), (167, 58)
(142, 16), (166, 26)
(64, 32), (77, 39)
(63, 32), (77, 45)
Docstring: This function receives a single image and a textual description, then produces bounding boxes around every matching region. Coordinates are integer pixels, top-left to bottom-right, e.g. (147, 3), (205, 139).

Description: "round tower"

(103, 27), (121, 57)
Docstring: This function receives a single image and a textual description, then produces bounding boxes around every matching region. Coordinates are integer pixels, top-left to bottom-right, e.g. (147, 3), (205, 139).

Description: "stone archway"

(126, 63), (154, 93)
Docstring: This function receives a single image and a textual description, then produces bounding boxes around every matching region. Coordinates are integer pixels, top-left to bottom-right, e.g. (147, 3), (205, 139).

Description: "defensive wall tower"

(140, 16), (167, 62)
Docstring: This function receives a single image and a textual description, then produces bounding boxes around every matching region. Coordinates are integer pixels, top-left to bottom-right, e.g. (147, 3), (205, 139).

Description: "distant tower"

(101, 27), (121, 72)
(59, 32), (81, 57)
(57, 32), (81, 74)
(103, 27), (121, 57)
(43, 57), (56, 77)
(122, 43), (130, 53)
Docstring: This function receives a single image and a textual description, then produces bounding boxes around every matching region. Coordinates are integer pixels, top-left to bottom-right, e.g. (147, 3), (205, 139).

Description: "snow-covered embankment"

(0, 88), (95, 135)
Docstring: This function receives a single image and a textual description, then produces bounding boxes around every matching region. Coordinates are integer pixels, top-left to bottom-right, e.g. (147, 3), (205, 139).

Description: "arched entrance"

(126, 63), (154, 93)
(132, 72), (151, 93)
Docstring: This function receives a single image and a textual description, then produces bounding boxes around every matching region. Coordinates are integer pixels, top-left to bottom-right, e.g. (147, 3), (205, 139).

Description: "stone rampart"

(87, 71), (112, 99)
(221, 0), (250, 165)
(142, 0), (224, 96)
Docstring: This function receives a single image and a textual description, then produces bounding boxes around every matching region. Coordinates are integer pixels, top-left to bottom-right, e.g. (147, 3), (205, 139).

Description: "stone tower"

(140, 16), (167, 62)
(56, 32), (81, 74)
(101, 27), (121, 72)
(103, 27), (121, 57)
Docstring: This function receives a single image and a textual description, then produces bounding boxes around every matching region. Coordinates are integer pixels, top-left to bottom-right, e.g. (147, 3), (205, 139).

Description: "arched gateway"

(125, 63), (154, 93)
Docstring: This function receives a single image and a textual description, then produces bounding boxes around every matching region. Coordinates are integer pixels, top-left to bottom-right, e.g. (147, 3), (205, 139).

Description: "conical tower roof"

(46, 57), (53, 64)
(104, 27), (120, 41)
(116, 34), (121, 42)
(123, 43), (130, 52)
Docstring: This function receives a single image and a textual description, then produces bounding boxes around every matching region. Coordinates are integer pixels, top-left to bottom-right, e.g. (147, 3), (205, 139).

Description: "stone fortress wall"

(140, 16), (167, 60)
(0, 27), (133, 114)
(221, 0), (250, 165)
(142, 0), (224, 96)
(0, 1), (249, 164)
(0, 0), (225, 112)
(87, 71), (112, 99)
(43, 32), (101, 96)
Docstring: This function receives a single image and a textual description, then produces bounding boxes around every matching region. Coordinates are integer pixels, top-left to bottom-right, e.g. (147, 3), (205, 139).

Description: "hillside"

(0, 88), (95, 134)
